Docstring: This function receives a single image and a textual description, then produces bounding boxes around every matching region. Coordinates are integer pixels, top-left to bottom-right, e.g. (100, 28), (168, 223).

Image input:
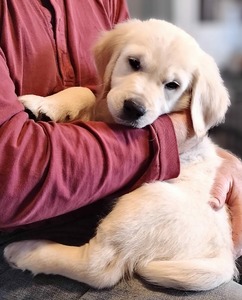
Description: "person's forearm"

(0, 112), (179, 230)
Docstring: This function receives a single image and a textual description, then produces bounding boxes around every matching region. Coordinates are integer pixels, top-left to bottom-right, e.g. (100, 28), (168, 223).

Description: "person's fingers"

(209, 176), (231, 209)
(225, 181), (242, 257)
(210, 180), (242, 257)
(210, 148), (242, 257)
(229, 202), (242, 258)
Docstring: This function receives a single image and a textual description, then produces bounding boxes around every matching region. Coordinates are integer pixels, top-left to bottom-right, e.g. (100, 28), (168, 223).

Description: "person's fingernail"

(208, 198), (220, 210)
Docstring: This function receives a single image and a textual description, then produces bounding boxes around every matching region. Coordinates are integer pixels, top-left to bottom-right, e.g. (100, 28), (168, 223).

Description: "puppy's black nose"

(123, 99), (146, 120)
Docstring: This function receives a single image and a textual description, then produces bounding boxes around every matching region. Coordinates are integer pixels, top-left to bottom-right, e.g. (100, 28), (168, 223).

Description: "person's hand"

(210, 148), (242, 258)
(169, 110), (198, 154)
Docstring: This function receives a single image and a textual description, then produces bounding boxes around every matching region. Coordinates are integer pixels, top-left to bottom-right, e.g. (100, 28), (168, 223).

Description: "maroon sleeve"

(0, 50), (179, 230)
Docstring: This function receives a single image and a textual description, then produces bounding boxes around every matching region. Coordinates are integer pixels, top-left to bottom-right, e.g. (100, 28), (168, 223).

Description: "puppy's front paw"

(4, 240), (51, 274)
(19, 95), (53, 121)
(19, 87), (96, 122)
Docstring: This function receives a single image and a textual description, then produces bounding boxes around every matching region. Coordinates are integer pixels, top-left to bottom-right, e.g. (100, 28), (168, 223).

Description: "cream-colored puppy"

(4, 19), (236, 291)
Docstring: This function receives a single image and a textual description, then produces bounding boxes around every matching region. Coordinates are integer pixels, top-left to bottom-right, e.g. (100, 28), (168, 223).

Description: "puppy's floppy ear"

(93, 19), (142, 92)
(191, 52), (230, 137)
(93, 25), (125, 91)
(93, 30), (120, 85)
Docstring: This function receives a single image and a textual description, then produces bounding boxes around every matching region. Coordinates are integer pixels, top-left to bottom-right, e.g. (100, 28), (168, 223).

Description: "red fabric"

(0, 0), (179, 230)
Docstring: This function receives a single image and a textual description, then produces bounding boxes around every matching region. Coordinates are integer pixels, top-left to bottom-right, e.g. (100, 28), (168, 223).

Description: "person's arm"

(0, 50), (180, 230)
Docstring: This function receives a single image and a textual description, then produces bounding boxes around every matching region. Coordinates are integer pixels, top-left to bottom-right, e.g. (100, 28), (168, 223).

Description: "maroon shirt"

(0, 0), (179, 230)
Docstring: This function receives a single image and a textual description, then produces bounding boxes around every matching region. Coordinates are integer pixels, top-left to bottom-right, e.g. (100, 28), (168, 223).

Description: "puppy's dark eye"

(165, 81), (180, 90)
(128, 57), (141, 71)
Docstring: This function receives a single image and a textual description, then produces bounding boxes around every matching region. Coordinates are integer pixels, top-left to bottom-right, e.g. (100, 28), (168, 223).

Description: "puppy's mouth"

(113, 98), (147, 128)
(113, 116), (141, 128)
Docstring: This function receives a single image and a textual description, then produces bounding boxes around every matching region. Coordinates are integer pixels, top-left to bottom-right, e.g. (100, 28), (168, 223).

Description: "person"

(0, 1), (241, 299)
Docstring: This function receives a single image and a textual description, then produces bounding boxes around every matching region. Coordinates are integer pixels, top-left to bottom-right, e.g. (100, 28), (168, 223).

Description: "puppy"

(4, 19), (236, 291)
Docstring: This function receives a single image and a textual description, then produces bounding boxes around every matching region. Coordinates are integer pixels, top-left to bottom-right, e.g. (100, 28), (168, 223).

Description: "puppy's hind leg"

(136, 256), (235, 291)
(4, 237), (124, 289)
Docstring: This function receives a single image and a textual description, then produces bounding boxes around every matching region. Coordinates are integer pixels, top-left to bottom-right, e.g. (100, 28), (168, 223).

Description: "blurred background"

(127, 0), (242, 158)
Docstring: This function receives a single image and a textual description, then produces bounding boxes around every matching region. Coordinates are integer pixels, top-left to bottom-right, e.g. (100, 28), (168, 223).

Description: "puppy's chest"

(176, 141), (220, 189)
(178, 161), (215, 188)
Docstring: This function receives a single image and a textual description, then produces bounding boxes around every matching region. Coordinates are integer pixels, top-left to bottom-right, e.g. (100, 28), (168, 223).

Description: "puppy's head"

(94, 19), (230, 136)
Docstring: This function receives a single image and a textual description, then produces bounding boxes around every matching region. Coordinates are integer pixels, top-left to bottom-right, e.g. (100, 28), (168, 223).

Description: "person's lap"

(1, 201), (241, 300)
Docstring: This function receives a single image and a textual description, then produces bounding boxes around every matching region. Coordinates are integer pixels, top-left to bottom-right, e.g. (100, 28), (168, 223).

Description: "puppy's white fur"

(5, 19), (236, 291)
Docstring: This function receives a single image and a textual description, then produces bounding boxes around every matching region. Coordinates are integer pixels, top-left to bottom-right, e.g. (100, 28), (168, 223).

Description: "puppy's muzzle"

(122, 99), (146, 121)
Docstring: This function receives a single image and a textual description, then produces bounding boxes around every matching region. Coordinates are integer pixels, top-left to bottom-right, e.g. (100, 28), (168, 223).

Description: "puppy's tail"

(136, 256), (236, 291)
